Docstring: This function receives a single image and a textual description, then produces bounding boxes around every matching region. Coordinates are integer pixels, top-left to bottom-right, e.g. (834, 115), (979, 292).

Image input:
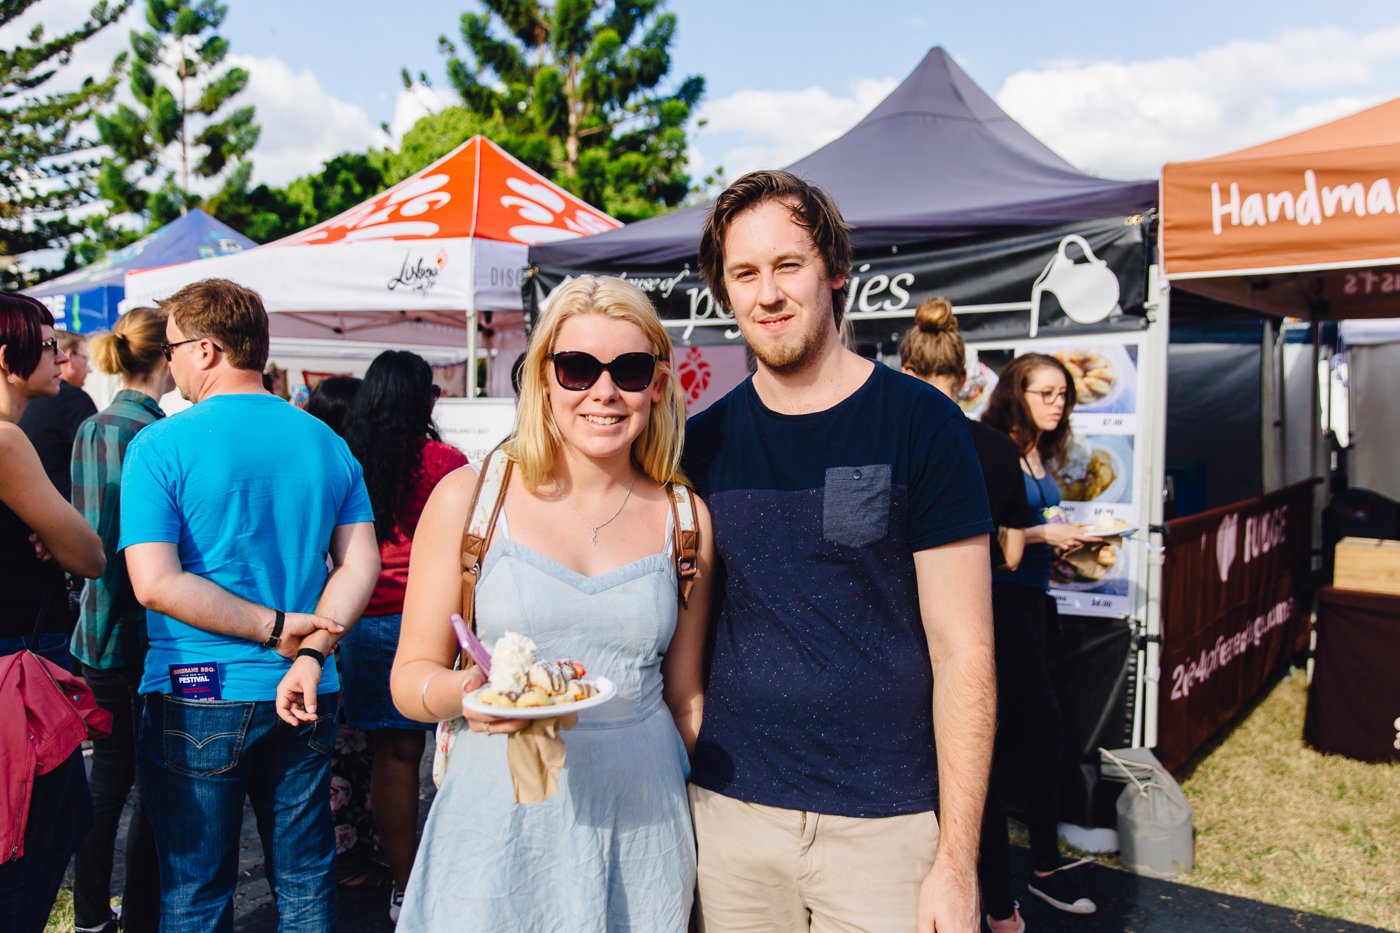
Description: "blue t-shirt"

(993, 470), (1060, 592)
(682, 364), (993, 817)
(120, 394), (373, 700)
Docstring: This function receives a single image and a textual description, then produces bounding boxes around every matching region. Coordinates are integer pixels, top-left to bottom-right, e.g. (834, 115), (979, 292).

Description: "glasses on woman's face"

(39, 338), (59, 354)
(550, 351), (657, 392)
(1025, 387), (1068, 405)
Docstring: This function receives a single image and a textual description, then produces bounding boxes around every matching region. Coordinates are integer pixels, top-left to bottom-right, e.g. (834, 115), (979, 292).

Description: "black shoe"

(1027, 857), (1097, 915)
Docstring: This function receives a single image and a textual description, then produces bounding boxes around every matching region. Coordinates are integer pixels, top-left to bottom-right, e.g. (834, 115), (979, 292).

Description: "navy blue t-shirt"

(683, 363), (993, 817)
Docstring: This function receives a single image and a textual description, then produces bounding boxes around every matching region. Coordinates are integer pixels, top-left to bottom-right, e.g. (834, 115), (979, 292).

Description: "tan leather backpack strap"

(668, 483), (700, 607)
(458, 449), (513, 663)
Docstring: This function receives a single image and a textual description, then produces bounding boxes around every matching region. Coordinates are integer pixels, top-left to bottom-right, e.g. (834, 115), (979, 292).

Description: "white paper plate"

(461, 676), (615, 720)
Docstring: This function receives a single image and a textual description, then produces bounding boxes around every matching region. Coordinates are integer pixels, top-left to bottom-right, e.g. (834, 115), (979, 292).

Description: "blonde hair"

(898, 297), (965, 380)
(505, 276), (686, 491)
(89, 306), (168, 377)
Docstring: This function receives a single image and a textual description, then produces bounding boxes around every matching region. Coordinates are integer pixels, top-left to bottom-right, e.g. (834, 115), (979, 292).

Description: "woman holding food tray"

(389, 275), (713, 931)
(979, 352), (1102, 927)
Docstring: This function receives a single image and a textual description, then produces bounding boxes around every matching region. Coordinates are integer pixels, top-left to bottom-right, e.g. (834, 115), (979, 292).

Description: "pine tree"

(85, 0), (257, 257)
(0, 0), (129, 283)
(436, 0), (703, 221)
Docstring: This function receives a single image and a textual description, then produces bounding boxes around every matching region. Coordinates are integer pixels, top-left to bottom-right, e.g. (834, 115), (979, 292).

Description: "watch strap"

(262, 608), (285, 649)
(294, 647), (326, 668)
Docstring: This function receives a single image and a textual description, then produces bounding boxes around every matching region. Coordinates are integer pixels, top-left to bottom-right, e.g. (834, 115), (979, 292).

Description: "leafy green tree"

(86, 0), (257, 255)
(0, 0), (129, 283)
(436, 0), (703, 221)
(208, 152), (387, 244)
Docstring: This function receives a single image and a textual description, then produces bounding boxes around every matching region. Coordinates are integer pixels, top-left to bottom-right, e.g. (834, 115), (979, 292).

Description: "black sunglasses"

(161, 336), (224, 361)
(550, 351), (657, 392)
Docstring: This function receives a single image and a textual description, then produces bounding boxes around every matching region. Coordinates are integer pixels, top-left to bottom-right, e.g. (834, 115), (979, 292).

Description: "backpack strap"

(668, 483), (700, 607)
(458, 447), (513, 662)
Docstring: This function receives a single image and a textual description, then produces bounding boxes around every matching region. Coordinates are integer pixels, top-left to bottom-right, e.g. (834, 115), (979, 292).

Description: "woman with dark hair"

(69, 307), (173, 933)
(340, 351), (466, 921)
(979, 352), (1101, 929)
(0, 292), (105, 932)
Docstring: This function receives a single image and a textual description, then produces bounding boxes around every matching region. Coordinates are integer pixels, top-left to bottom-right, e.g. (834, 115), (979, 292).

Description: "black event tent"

(527, 46), (1158, 347)
(528, 48), (1164, 828)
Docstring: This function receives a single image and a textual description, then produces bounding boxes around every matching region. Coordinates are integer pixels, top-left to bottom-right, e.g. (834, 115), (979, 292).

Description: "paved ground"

(102, 749), (1387, 933)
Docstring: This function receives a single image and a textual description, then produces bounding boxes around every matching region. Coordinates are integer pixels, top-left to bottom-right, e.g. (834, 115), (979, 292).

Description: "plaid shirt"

(69, 389), (165, 670)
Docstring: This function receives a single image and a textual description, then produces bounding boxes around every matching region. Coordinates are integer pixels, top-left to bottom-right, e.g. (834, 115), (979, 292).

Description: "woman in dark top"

(981, 352), (1102, 929)
(0, 292), (105, 933)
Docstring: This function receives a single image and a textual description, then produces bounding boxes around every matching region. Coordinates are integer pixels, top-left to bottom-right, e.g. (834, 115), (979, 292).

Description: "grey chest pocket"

(823, 464), (892, 548)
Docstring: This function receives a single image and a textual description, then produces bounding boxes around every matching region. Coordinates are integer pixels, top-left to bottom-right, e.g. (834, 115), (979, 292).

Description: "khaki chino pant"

(691, 784), (939, 932)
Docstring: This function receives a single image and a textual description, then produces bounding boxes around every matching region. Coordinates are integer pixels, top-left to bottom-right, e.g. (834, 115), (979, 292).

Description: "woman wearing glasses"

(979, 353), (1100, 929)
(0, 293), (105, 932)
(339, 351), (466, 922)
(390, 276), (713, 931)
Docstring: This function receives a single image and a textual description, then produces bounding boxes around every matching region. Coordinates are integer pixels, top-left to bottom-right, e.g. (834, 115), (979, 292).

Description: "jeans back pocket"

(823, 464), (892, 548)
(160, 695), (253, 777)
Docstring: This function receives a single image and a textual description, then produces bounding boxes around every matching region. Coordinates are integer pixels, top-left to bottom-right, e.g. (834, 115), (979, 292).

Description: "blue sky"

(10, 0), (1400, 191)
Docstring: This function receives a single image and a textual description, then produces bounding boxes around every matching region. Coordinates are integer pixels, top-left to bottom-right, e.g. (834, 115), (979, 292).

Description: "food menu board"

(1012, 336), (1147, 618)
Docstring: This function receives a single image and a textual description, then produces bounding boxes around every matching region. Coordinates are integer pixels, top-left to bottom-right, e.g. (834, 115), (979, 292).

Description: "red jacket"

(0, 650), (112, 863)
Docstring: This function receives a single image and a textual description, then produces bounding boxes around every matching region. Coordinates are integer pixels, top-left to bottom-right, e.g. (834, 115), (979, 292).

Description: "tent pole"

(1260, 319), (1278, 492)
(1140, 263), (1170, 752)
(466, 307), (479, 398)
(1310, 321), (1323, 564)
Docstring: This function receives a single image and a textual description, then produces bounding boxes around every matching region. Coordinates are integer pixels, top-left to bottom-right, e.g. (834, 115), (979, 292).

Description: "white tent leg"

(1140, 264), (1170, 752)
(466, 307), (479, 398)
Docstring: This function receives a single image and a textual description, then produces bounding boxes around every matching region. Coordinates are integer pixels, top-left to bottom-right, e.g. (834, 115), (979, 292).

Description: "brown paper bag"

(506, 713), (579, 803)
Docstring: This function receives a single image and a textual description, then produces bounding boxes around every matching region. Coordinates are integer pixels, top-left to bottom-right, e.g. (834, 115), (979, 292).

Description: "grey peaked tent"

(527, 48), (1171, 829)
(526, 47), (1158, 346)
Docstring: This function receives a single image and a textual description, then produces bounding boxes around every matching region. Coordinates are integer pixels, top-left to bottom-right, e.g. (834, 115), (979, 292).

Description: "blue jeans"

(139, 693), (338, 933)
(0, 633), (93, 933)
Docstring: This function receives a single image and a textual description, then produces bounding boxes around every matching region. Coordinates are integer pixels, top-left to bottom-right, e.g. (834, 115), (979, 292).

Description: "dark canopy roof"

(532, 47), (1157, 268)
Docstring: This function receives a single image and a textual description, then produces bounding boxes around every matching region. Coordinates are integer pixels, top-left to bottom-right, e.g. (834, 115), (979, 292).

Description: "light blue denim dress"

(397, 519), (695, 932)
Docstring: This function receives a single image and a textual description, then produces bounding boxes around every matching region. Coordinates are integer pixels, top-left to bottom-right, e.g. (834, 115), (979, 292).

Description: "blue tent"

(24, 209), (254, 333)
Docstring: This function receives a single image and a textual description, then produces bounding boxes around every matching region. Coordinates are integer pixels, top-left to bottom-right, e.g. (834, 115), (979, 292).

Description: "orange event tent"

(124, 136), (620, 348)
(1161, 98), (1400, 319)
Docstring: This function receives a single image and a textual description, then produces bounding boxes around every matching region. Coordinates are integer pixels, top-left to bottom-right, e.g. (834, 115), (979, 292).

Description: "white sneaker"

(389, 887), (405, 923)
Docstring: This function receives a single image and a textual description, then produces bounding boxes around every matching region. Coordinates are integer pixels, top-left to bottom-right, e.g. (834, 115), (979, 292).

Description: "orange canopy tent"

(1161, 98), (1400, 319)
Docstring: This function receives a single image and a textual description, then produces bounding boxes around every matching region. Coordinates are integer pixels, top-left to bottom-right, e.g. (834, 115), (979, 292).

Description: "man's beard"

(739, 315), (827, 375)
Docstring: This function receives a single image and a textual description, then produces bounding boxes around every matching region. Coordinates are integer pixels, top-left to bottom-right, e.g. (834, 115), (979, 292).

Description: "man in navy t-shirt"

(684, 171), (996, 932)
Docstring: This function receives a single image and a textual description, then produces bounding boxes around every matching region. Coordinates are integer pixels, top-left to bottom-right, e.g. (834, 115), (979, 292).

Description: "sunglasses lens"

(609, 353), (656, 391)
(553, 352), (602, 390)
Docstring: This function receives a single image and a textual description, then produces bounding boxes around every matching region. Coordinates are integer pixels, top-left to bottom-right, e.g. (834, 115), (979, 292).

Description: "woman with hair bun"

(68, 306), (174, 933)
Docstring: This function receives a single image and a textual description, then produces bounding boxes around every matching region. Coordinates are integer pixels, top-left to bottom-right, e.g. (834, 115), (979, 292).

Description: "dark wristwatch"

(295, 647), (326, 668)
(262, 609), (285, 649)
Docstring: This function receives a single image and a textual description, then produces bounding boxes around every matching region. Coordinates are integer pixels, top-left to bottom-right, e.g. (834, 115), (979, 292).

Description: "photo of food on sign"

(1057, 434), (1133, 504)
(1050, 344), (1138, 414)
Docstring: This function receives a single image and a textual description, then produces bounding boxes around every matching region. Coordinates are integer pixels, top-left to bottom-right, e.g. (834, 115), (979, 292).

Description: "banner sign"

(1154, 481), (1313, 771)
(435, 398), (518, 466)
(527, 217), (1150, 348)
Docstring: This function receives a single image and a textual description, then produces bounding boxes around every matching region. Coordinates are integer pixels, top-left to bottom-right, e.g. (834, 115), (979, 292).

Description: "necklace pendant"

(590, 528), (599, 546)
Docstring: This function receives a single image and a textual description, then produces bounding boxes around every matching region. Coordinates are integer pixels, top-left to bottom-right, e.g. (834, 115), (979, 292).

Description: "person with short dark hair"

(121, 278), (381, 932)
(0, 292), (106, 933)
(304, 375), (362, 437)
(19, 328), (96, 502)
(685, 172), (996, 932)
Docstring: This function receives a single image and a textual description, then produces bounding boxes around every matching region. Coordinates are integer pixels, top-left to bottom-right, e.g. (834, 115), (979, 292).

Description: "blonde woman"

(390, 276), (714, 931)
(68, 307), (174, 933)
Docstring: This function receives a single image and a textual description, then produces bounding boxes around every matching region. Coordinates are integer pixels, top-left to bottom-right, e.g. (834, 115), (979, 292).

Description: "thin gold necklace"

(553, 471), (637, 546)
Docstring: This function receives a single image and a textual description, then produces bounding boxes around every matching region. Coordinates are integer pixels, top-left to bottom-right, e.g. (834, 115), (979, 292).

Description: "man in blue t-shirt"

(122, 278), (379, 932)
(683, 171), (996, 932)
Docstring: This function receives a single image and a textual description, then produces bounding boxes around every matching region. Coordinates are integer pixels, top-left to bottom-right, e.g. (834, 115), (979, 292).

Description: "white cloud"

(385, 82), (457, 141)
(232, 54), (383, 186)
(995, 25), (1400, 180)
(693, 77), (898, 179)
